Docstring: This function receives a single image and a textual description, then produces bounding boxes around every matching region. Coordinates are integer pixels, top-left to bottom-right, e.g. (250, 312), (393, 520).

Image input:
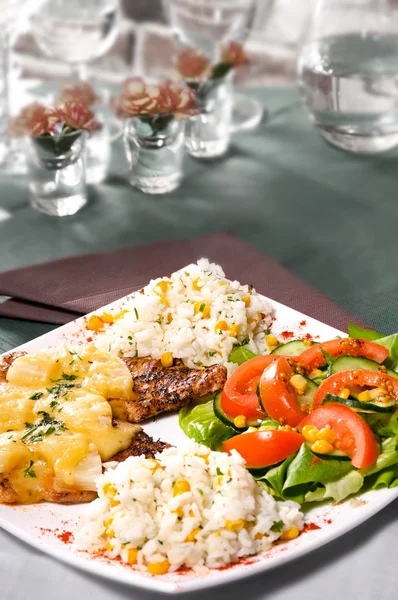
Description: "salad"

(179, 324), (398, 504)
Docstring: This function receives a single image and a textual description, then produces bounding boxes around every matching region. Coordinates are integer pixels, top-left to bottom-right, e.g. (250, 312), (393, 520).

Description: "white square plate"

(0, 295), (397, 594)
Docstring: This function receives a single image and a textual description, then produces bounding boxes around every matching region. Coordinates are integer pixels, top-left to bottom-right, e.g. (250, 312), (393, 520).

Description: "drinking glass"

(31, 0), (120, 81)
(163, 0), (264, 132)
(0, 0), (32, 174)
(298, 0), (398, 153)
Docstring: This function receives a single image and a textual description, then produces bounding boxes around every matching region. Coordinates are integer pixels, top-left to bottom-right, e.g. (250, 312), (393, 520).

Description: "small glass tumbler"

(26, 131), (87, 217)
(124, 116), (184, 194)
(184, 78), (233, 159)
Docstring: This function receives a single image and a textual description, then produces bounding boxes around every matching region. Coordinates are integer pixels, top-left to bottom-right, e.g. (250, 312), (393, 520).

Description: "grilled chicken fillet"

(109, 356), (227, 423)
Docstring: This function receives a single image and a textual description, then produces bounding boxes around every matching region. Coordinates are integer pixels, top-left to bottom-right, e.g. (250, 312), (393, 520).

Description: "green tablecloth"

(0, 88), (397, 600)
(0, 88), (397, 354)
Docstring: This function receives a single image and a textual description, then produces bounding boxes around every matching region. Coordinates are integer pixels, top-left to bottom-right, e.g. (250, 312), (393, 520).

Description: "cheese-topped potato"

(0, 345), (141, 505)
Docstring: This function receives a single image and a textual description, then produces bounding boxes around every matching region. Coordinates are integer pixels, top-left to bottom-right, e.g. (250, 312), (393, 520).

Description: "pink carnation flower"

(7, 102), (62, 138)
(175, 48), (211, 81)
(220, 40), (248, 68)
(56, 81), (99, 107)
(113, 78), (198, 121)
(60, 101), (101, 132)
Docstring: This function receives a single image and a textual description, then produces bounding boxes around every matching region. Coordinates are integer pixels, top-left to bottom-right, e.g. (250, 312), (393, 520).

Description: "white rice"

(95, 259), (273, 374)
(75, 441), (303, 573)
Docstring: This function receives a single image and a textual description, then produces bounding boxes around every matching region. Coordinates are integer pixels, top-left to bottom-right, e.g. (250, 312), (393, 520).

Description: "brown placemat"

(0, 233), (363, 330)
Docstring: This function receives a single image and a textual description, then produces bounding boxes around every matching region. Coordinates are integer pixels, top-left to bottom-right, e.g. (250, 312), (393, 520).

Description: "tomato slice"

(298, 403), (379, 468)
(222, 430), (304, 468)
(221, 355), (277, 421)
(298, 338), (389, 372)
(313, 369), (398, 408)
(259, 356), (307, 427)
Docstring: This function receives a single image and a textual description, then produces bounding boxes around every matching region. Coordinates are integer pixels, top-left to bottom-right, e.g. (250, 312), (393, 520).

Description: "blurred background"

(10, 0), (316, 89)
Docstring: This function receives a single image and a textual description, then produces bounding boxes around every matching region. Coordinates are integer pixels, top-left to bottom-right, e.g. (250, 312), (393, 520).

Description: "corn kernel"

(229, 324), (240, 337)
(159, 296), (169, 306)
(339, 387), (350, 400)
(225, 519), (245, 531)
(161, 352), (173, 368)
(105, 541), (113, 551)
(289, 374), (308, 395)
(202, 305), (211, 318)
(303, 338), (313, 347)
(280, 527), (300, 541)
(109, 498), (120, 507)
(106, 528), (115, 538)
(173, 479), (191, 496)
(185, 527), (200, 543)
(255, 532), (264, 540)
(147, 560), (170, 575)
(192, 277), (202, 291)
(127, 548), (138, 564)
(167, 313), (173, 323)
(156, 280), (169, 294)
(103, 483), (117, 498)
(104, 517), (113, 529)
(233, 415), (247, 428)
(215, 320), (228, 332)
(100, 313), (114, 324)
(247, 318), (256, 324)
(308, 369), (323, 379)
(311, 439), (334, 454)
(189, 509), (195, 517)
(242, 295), (251, 307)
(358, 390), (371, 402)
(266, 334), (278, 348)
(173, 506), (184, 518)
(147, 458), (161, 473)
(316, 427), (337, 444)
(214, 475), (224, 488)
(301, 424), (319, 444)
(87, 314), (104, 331)
(114, 309), (129, 321)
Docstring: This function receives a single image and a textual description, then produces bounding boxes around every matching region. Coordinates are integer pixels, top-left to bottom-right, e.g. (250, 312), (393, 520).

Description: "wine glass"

(163, 0), (266, 132)
(298, 0), (398, 153)
(0, 0), (33, 174)
(30, 0), (120, 82)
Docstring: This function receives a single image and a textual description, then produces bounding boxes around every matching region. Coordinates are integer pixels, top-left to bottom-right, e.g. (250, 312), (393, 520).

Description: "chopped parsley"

(270, 520), (284, 533)
(49, 400), (59, 411)
(23, 460), (36, 478)
(208, 351), (216, 357)
(199, 303), (205, 312)
(134, 308), (139, 320)
(197, 488), (204, 496)
(29, 392), (43, 400)
(21, 412), (67, 444)
(216, 467), (223, 476)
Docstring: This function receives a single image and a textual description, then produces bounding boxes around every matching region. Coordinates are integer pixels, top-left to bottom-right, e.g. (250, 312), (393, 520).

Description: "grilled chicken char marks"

(0, 351), (26, 381)
(121, 356), (227, 422)
(110, 430), (171, 462)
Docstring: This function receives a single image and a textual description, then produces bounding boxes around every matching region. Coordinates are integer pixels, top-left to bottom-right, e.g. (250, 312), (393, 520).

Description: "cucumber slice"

(213, 392), (250, 431)
(322, 392), (396, 414)
(330, 356), (398, 378)
(306, 443), (351, 461)
(270, 340), (314, 356)
(297, 376), (318, 411)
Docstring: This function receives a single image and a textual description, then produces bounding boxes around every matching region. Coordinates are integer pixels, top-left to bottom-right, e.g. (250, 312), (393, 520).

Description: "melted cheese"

(0, 345), (140, 504)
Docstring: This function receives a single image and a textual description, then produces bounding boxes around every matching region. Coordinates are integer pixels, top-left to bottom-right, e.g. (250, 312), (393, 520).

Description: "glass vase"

(184, 78), (233, 159)
(85, 112), (111, 185)
(124, 116), (184, 194)
(26, 131), (87, 217)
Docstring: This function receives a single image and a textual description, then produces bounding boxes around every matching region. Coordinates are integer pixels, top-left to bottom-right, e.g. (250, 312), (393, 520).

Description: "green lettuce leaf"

(360, 436), (398, 477)
(364, 413), (398, 437)
(260, 417), (281, 429)
(283, 443), (353, 490)
(347, 324), (384, 340)
(264, 453), (296, 497)
(347, 323), (398, 369)
(304, 471), (364, 504)
(178, 399), (235, 450)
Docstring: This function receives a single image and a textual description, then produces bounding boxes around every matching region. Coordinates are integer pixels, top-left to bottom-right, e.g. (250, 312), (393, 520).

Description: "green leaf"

(364, 413), (398, 437)
(259, 417), (280, 430)
(263, 453), (297, 497)
(360, 436), (398, 477)
(211, 62), (232, 79)
(228, 346), (256, 365)
(178, 399), (235, 450)
(305, 471), (364, 504)
(347, 323), (384, 340)
(375, 333), (398, 369)
(270, 520), (284, 533)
